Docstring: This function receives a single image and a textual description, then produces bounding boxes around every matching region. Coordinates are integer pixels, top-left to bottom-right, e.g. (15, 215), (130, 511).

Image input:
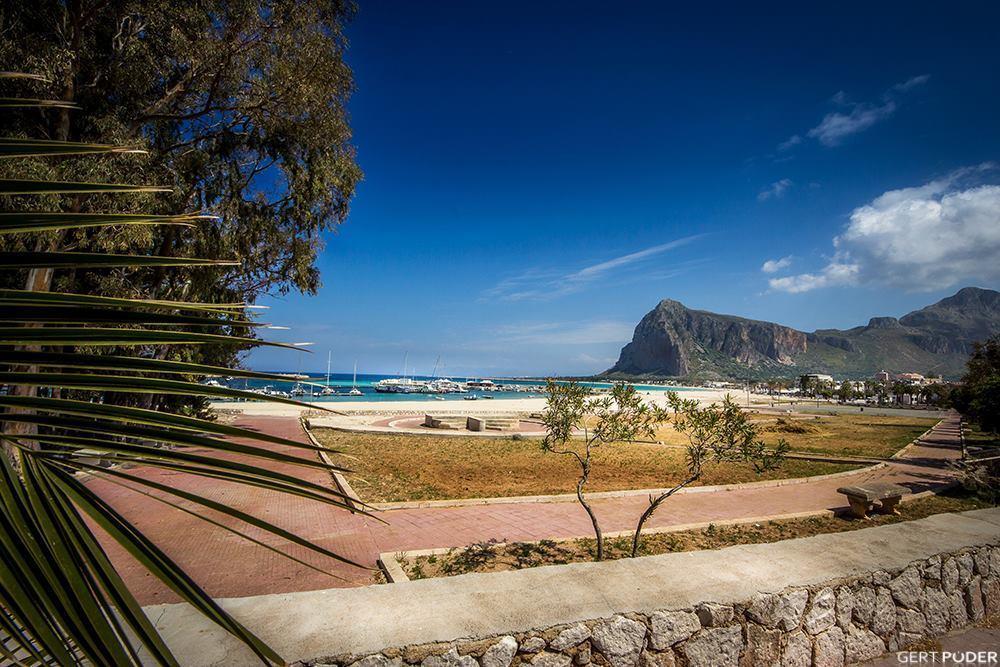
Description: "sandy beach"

(210, 387), (764, 419)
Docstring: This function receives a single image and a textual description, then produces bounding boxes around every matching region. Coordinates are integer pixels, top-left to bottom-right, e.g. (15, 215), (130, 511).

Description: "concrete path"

(89, 413), (964, 604)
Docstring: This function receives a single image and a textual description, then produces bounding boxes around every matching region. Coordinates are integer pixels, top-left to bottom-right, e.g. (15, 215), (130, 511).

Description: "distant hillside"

(604, 287), (1000, 381)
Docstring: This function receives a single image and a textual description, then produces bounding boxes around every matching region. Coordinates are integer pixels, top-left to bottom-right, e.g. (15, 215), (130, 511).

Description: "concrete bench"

(837, 482), (912, 519)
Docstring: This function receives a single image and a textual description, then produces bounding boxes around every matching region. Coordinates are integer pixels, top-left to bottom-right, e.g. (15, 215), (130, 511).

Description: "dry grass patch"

(313, 428), (859, 503)
(401, 492), (991, 580)
(652, 413), (937, 459)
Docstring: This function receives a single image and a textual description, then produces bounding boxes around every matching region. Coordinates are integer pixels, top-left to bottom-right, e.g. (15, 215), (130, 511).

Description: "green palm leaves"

(1, 75), (368, 665)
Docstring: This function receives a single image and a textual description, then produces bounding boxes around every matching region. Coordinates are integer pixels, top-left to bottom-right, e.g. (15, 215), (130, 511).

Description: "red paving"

(88, 414), (963, 605)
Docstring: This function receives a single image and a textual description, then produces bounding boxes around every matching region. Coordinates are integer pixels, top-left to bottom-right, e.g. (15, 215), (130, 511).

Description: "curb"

(300, 417), (365, 512)
(376, 485), (954, 583)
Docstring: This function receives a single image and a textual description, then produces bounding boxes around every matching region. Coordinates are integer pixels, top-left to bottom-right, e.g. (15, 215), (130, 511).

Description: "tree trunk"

(630, 474), (698, 557)
(575, 460), (603, 561)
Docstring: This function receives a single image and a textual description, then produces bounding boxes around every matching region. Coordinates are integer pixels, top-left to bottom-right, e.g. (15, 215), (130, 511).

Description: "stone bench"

(837, 482), (911, 519)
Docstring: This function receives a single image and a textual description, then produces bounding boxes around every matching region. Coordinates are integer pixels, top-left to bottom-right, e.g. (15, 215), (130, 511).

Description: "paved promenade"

(89, 414), (963, 604)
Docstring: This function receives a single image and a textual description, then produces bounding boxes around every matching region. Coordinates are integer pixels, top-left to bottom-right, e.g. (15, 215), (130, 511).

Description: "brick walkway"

(88, 414), (963, 605)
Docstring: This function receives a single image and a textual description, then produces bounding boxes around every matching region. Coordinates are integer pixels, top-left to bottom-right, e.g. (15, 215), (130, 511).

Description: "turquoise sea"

(227, 373), (695, 403)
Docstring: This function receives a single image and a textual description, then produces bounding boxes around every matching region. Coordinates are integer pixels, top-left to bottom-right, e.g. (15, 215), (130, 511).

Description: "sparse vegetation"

(630, 393), (786, 557)
(401, 491), (993, 580)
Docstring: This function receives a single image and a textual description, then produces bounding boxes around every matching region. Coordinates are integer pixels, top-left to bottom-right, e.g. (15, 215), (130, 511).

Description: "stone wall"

(303, 544), (1000, 667)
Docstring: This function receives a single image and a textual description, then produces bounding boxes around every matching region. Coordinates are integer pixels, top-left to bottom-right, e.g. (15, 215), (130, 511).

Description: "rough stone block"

(780, 632), (812, 667)
(974, 548), (991, 578)
(694, 602), (734, 627)
(888, 566), (923, 609)
(942, 557), (960, 594)
(639, 651), (674, 667)
(744, 623), (781, 666)
(590, 616), (647, 667)
(529, 653), (572, 667)
(481, 637), (518, 667)
(550, 625), (590, 652)
(896, 608), (926, 635)
(649, 611), (699, 650)
(983, 577), (1000, 616)
(921, 588), (950, 636)
(966, 576), (985, 621)
(872, 588), (896, 636)
(922, 555), (942, 582)
(834, 587), (853, 630)
(520, 638), (546, 654)
(747, 589), (809, 631)
(422, 649), (477, 667)
(813, 626), (845, 667)
(957, 553), (975, 585)
(677, 627), (742, 667)
(949, 591), (969, 629)
(844, 627), (885, 664)
(852, 586), (876, 626)
(804, 587), (837, 635)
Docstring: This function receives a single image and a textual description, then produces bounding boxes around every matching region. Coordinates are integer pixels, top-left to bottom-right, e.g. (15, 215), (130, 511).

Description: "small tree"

(838, 380), (855, 403)
(541, 380), (669, 561)
(630, 393), (789, 556)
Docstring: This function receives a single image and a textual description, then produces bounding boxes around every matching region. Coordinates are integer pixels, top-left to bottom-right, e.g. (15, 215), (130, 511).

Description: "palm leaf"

(0, 179), (171, 195)
(0, 252), (237, 269)
(0, 212), (211, 234)
(0, 99), (79, 110)
(0, 77), (360, 666)
(0, 351), (298, 380)
(0, 289), (258, 312)
(0, 138), (144, 158)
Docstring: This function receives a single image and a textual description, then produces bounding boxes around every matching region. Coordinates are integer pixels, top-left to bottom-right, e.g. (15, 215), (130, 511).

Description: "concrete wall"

(144, 509), (1000, 667)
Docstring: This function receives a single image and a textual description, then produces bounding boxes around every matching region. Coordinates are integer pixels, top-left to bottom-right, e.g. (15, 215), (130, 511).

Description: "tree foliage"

(630, 393), (787, 556)
(954, 335), (1000, 434)
(541, 381), (669, 561)
(0, 0), (362, 380)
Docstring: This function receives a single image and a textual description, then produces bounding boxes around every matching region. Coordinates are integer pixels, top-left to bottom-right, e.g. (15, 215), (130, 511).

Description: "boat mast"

(326, 350), (332, 386)
(352, 360), (358, 388)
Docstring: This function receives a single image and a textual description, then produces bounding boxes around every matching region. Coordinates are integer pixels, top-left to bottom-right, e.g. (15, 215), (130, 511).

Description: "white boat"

(464, 394), (479, 401)
(340, 361), (363, 396)
(319, 351), (337, 395)
(290, 383), (307, 397)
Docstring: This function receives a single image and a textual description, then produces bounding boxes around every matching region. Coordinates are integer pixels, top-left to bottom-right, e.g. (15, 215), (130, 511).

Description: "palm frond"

(0, 77), (366, 666)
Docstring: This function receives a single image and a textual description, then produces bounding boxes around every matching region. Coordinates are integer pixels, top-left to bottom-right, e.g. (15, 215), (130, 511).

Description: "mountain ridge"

(604, 287), (1000, 380)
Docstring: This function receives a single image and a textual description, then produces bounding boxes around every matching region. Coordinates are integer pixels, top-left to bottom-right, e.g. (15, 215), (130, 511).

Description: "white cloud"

(761, 256), (793, 273)
(483, 235), (704, 301)
(782, 75), (930, 148)
(768, 262), (860, 293)
(769, 164), (1000, 293)
(758, 178), (793, 202)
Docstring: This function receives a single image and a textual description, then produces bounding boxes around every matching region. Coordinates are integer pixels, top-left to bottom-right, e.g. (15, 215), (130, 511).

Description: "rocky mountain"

(604, 287), (1000, 380)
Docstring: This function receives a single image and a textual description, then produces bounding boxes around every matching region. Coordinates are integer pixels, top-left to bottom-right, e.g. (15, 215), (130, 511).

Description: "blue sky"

(249, 1), (1000, 376)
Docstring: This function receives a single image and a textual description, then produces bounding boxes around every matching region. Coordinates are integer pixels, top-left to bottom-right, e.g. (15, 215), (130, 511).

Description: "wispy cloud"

(757, 178), (793, 202)
(493, 320), (634, 345)
(483, 234), (705, 301)
(761, 256), (793, 273)
(779, 75), (929, 150)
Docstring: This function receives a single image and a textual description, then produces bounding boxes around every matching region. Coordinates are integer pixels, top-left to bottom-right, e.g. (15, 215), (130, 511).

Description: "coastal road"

(87, 413), (963, 604)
